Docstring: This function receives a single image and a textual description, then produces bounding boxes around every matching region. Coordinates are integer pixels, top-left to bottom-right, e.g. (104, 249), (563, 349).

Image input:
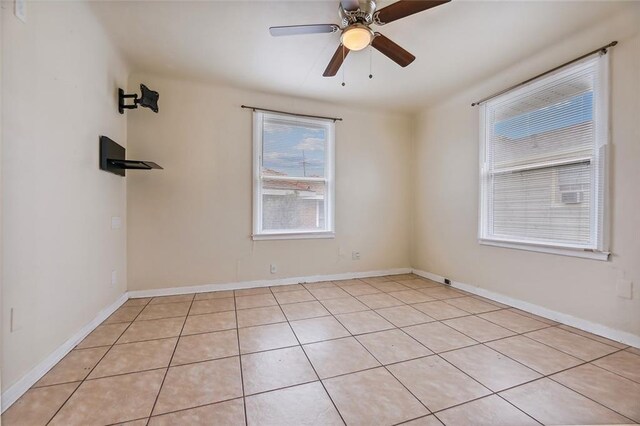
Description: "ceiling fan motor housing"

(339, 0), (377, 27)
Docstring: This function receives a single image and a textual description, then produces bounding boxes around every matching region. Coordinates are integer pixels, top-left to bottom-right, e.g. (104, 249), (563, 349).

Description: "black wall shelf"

(99, 136), (162, 177)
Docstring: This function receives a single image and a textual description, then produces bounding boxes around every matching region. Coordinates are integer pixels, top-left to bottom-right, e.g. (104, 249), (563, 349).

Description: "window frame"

(478, 55), (610, 261)
(252, 111), (336, 240)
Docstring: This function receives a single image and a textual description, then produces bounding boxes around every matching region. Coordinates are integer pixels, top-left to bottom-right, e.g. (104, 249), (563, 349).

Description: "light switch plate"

(15, 0), (26, 23)
(616, 279), (633, 299)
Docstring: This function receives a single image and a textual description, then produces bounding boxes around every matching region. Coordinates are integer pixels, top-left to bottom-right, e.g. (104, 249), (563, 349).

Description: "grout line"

(233, 292), (249, 426)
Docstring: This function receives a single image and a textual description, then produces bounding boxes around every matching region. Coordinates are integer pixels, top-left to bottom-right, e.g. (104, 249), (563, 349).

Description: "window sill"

(252, 232), (335, 241)
(479, 239), (610, 261)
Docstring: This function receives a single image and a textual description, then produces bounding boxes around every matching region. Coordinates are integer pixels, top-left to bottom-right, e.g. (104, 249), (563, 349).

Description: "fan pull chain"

(341, 46), (346, 87)
(369, 46), (373, 79)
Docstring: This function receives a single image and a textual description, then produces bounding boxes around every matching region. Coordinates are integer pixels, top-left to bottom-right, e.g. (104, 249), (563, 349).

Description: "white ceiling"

(90, 0), (631, 112)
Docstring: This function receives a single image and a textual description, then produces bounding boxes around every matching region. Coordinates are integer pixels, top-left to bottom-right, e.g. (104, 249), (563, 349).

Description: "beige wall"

(412, 9), (640, 338)
(126, 74), (412, 291)
(1, 2), (128, 391)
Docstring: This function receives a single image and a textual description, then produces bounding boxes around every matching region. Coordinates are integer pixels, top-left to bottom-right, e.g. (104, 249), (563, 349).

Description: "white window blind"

(479, 54), (609, 259)
(253, 111), (335, 239)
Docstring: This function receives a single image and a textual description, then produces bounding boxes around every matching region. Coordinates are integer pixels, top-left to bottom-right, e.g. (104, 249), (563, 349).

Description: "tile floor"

(3, 274), (640, 425)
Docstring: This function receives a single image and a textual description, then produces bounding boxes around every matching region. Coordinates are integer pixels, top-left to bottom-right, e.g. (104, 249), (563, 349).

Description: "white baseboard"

(412, 268), (640, 349)
(1, 293), (129, 413)
(127, 267), (413, 299)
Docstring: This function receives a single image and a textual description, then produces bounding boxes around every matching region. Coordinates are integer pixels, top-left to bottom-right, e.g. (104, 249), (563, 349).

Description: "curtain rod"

(241, 105), (342, 122)
(471, 41), (618, 107)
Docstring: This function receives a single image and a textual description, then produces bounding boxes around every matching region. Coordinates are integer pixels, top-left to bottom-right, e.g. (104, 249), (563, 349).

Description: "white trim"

(252, 231), (335, 241)
(127, 268), (412, 299)
(479, 239), (610, 261)
(412, 269), (640, 348)
(1, 293), (129, 413)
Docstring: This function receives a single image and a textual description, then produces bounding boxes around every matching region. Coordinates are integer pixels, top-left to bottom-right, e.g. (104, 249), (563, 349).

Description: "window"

(253, 111), (335, 239)
(479, 54), (609, 260)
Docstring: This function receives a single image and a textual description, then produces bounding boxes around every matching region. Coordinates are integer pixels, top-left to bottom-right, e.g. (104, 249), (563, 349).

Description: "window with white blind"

(479, 54), (609, 260)
(252, 111), (335, 240)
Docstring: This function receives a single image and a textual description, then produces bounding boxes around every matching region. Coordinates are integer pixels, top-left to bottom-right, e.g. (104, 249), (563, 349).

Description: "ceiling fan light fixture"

(341, 25), (373, 51)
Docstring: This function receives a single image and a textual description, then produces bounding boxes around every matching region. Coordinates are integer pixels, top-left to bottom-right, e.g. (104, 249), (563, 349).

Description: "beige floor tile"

(273, 289), (315, 305)
(2, 382), (80, 426)
(443, 316), (516, 342)
(335, 310), (394, 335)
(123, 298), (152, 307)
(403, 322), (477, 353)
(303, 281), (337, 290)
(593, 350), (640, 383)
(388, 290), (435, 304)
(153, 357), (243, 415)
(478, 309), (549, 333)
(35, 347), (108, 387)
(376, 305), (435, 327)
(237, 305), (286, 328)
(487, 335), (582, 375)
(189, 297), (235, 315)
(235, 287), (271, 296)
(308, 286), (350, 300)
(245, 382), (343, 426)
(280, 300), (330, 321)
(508, 308), (558, 325)
(332, 278), (365, 287)
(626, 346), (640, 356)
(105, 306), (145, 324)
(356, 329), (432, 365)
(118, 317), (184, 344)
(558, 324), (629, 349)
(182, 311), (236, 335)
(356, 293), (404, 309)
(419, 287), (466, 300)
(441, 345), (541, 391)
(436, 395), (539, 426)
(320, 296), (369, 315)
(370, 281), (410, 292)
(324, 367), (428, 425)
(290, 316), (350, 344)
(150, 294), (194, 305)
(194, 289), (234, 300)
(500, 378), (631, 425)
(236, 293), (278, 310)
(401, 415), (444, 425)
(89, 338), (176, 379)
(472, 296), (511, 308)
(361, 276), (394, 284)
(171, 329), (238, 365)
(525, 327), (619, 361)
(396, 279), (442, 290)
(115, 418), (149, 425)
(49, 370), (165, 425)
(270, 283), (305, 293)
(552, 363), (640, 421)
(303, 337), (380, 378)
(77, 323), (129, 349)
(412, 301), (469, 320)
(239, 322), (298, 353)
(149, 398), (245, 425)
(389, 356), (491, 412)
(444, 296), (501, 314)
(242, 346), (317, 394)
(137, 302), (191, 321)
(343, 283), (381, 296)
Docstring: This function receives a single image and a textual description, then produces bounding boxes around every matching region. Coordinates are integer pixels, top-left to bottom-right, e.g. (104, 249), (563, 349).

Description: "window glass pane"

(262, 179), (326, 231)
(262, 118), (326, 178)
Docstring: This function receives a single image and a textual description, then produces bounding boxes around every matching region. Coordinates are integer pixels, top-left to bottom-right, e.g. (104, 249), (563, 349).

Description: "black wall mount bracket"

(99, 136), (162, 177)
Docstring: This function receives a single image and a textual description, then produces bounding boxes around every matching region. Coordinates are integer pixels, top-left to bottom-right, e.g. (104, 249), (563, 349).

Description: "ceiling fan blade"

(371, 33), (415, 67)
(341, 0), (360, 11)
(374, 0), (450, 25)
(323, 44), (350, 77)
(269, 24), (339, 37)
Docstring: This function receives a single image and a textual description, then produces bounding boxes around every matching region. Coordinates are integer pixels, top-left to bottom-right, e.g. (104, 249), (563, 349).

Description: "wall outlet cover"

(352, 251), (360, 261)
(111, 216), (122, 229)
(270, 264), (277, 274)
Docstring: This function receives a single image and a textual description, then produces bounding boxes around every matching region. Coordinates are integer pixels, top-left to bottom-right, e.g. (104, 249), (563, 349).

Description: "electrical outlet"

(15, 0), (26, 23)
(352, 251), (360, 261)
(444, 278), (451, 285)
(111, 270), (118, 286)
(616, 279), (633, 299)
(111, 216), (122, 229)
(270, 264), (277, 274)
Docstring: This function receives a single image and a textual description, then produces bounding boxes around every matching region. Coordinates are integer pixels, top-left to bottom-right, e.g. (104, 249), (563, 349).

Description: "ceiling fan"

(269, 0), (451, 77)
